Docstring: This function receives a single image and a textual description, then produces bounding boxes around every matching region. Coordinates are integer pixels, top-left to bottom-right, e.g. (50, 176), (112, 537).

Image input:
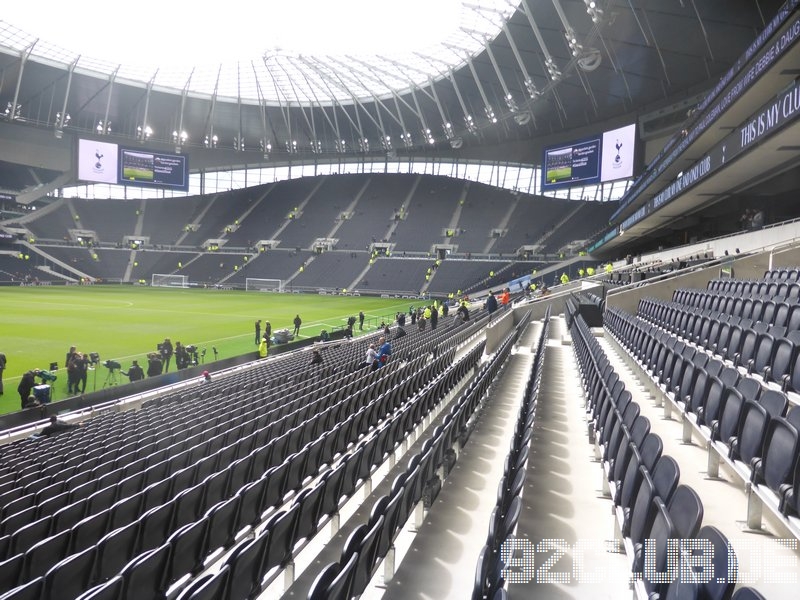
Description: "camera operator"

(125, 360), (145, 382)
(147, 352), (163, 378)
(74, 353), (89, 394)
(161, 338), (174, 372)
(18, 370), (36, 409)
(175, 342), (190, 370)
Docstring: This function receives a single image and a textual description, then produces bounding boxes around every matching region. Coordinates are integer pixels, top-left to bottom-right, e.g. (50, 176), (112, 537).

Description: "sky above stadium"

(1, 0), (514, 101)
(2, 0), (505, 67)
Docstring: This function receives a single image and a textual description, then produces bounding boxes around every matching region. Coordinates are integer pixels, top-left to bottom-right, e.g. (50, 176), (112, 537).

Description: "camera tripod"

(103, 367), (120, 388)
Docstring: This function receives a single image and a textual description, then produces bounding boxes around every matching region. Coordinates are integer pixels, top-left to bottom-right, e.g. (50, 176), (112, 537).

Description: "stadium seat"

(666, 485), (703, 539)
(166, 517), (209, 581)
(74, 576), (124, 600)
(307, 552), (358, 600)
(223, 530), (270, 600)
(0, 577), (44, 600)
(119, 543), (171, 600)
(174, 565), (229, 600)
(42, 546), (97, 600)
(261, 504), (300, 577)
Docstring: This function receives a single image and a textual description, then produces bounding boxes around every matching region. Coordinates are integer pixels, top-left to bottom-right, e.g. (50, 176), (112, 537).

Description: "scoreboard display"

(542, 123), (637, 191)
(78, 139), (189, 191)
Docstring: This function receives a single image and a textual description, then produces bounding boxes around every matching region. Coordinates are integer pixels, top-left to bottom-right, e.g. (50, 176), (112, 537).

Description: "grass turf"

(0, 286), (412, 415)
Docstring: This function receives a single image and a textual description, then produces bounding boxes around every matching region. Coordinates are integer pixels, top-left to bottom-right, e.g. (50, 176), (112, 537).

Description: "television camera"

(102, 359), (121, 388)
(32, 369), (57, 383)
(184, 345), (202, 366)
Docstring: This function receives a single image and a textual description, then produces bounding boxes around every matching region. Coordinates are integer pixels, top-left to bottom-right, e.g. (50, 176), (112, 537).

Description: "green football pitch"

(0, 286), (412, 415)
(546, 166), (572, 183)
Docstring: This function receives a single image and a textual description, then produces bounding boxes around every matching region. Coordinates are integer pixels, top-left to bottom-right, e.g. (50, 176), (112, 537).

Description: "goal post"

(246, 278), (284, 292)
(151, 273), (189, 288)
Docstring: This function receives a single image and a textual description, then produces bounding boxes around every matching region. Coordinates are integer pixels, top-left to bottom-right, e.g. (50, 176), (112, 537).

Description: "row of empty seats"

(605, 301), (800, 591)
(570, 304), (768, 599)
(0, 311), (493, 599)
(472, 307), (550, 600)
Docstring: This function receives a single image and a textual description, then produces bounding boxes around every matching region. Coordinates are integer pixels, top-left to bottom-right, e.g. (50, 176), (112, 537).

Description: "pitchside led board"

(542, 123), (637, 191)
(77, 139), (189, 191)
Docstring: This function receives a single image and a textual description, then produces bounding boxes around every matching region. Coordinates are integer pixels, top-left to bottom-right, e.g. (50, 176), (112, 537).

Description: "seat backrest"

(261, 503), (300, 574)
(715, 388), (745, 444)
(223, 530), (270, 600)
(737, 329), (759, 365)
(788, 304), (800, 331)
(687, 369), (711, 414)
(641, 498), (676, 597)
(629, 469), (656, 545)
(697, 526), (737, 600)
(724, 326), (745, 362)
(786, 405), (800, 433)
(651, 456), (680, 504)
(639, 432), (663, 473)
(757, 389), (787, 419)
(120, 542), (171, 600)
(735, 401), (769, 465)
(351, 515), (384, 597)
(751, 334), (775, 374)
(629, 415), (650, 446)
(730, 587), (768, 600)
(774, 302), (791, 327)
(666, 484), (703, 539)
(174, 565), (228, 600)
(74, 575), (124, 600)
(761, 417), (800, 492)
(43, 545), (97, 600)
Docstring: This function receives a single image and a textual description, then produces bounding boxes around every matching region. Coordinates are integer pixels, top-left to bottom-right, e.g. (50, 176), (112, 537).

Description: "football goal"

(246, 278), (284, 292)
(151, 273), (189, 288)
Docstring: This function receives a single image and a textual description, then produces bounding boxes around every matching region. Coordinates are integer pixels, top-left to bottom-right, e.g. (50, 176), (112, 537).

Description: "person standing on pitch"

(293, 314), (302, 337)
(0, 351), (5, 395)
(264, 321), (272, 347)
(255, 319), (261, 345)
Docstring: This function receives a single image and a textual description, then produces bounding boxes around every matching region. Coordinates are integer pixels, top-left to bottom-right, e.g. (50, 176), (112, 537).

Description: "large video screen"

(76, 139), (188, 191)
(119, 148), (188, 191)
(542, 123), (636, 191)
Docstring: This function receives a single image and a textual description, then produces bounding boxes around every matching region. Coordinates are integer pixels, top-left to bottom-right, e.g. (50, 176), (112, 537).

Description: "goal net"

(152, 273), (189, 288)
(246, 278), (283, 292)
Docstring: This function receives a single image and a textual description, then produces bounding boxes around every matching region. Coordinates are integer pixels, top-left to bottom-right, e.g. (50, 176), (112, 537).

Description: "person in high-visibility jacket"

(560, 272), (569, 285)
(258, 336), (268, 358)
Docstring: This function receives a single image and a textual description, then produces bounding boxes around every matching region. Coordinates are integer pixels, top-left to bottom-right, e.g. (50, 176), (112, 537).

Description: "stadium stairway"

(511, 315), (632, 599)
(377, 318), (542, 599)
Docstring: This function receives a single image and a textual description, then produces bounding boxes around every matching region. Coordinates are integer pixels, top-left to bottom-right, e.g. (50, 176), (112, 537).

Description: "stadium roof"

(0, 0), (789, 191)
(0, 0), (516, 104)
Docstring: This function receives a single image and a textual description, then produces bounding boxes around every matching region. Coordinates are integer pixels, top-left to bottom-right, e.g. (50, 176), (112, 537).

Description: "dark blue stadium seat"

(119, 542), (171, 600)
(307, 551), (358, 600)
(223, 529), (269, 600)
(174, 565), (229, 600)
(260, 504), (300, 578)
(74, 576), (124, 600)
(666, 484), (703, 540)
(0, 577), (44, 600)
(42, 545), (97, 600)
(166, 517), (209, 581)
